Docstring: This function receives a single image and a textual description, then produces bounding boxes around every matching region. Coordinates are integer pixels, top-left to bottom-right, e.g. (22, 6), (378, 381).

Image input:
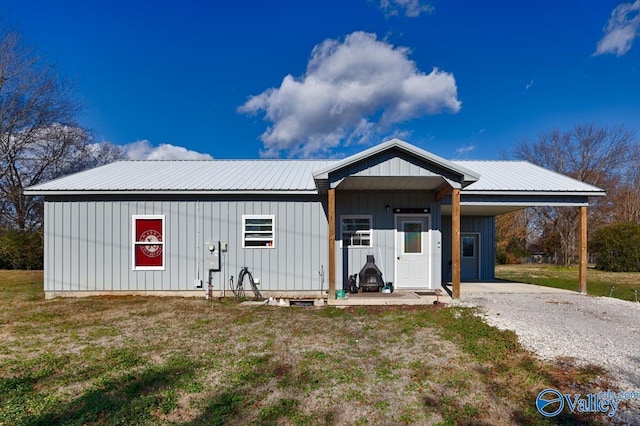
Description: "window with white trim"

(243, 215), (275, 248)
(341, 215), (372, 247)
(132, 215), (165, 270)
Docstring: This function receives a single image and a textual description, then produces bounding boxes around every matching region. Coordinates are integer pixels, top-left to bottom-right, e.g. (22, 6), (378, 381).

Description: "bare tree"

(611, 144), (640, 224)
(0, 23), (123, 232)
(513, 124), (638, 266)
(0, 125), (123, 230)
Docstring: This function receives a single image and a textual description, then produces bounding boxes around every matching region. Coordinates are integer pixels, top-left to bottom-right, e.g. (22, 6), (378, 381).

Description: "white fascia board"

(461, 200), (591, 206)
(462, 190), (606, 197)
(24, 190), (319, 196)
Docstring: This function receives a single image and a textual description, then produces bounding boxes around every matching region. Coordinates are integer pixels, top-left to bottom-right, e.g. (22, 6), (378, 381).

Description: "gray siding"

(329, 149), (466, 188)
(43, 196), (328, 293)
(335, 190), (440, 288)
(441, 215), (495, 281)
(43, 192), (496, 294)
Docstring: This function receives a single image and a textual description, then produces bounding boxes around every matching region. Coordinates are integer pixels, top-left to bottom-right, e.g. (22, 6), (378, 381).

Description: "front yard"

(0, 270), (611, 425)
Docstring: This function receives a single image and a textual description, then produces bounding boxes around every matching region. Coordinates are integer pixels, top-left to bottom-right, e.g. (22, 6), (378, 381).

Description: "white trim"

(462, 191), (603, 196)
(242, 214), (276, 249)
(339, 214), (373, 248)
(25, 189), (319, 196)
(394, 213), (431, 289)
(132, 214), (166, 271)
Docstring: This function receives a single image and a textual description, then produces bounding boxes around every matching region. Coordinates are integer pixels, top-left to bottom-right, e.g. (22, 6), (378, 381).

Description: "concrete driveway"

(459, 281), (578, 295)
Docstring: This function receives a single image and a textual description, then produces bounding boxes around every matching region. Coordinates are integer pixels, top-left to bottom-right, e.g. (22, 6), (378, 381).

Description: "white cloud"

(239, 31), (460, 158)
(595, 0), (640, 56)
(455, 144), (475, 155)
(525, 79), (534, 90)
(123, 140), (213, 160)
(379, 0), (434, 17)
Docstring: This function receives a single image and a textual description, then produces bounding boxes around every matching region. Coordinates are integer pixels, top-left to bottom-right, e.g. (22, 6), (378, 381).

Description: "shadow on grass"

(1, 344), (307, 426)
(186, 393), (314, 426)
(2, 357), (304, 426)
(16, 361), (192, 425)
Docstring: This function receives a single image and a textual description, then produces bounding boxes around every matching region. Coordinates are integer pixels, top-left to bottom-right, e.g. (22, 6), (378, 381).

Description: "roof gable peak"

(312, 139), (480, 192)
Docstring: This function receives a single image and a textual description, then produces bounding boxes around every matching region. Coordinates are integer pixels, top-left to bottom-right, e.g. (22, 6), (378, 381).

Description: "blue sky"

(4, 0), (640, 160)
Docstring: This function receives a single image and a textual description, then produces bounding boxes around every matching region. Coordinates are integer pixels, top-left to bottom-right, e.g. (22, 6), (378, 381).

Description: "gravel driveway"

(460, 291), (640, 422)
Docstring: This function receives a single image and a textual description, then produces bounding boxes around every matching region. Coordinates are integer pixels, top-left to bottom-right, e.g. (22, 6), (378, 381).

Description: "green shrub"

(0, 230), (43, 270)
(590, 222), (640, 272)
(495, 250), (508, 265)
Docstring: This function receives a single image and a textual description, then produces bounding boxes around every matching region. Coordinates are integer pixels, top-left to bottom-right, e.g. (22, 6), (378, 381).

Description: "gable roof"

(24, 139), (605, 198)
(312, 138), (480, 192)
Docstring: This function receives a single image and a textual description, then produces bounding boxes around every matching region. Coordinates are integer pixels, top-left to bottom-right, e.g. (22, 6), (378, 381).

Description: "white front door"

(395, 215), (430, 289)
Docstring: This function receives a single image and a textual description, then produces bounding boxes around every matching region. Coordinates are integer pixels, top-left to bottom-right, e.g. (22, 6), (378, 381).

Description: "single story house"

(25, 139), (605, 300)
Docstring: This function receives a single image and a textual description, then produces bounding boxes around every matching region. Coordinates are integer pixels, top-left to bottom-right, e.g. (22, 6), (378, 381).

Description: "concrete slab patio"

(327, 291), (440, 306)
(326, 282), (578, 306)
(460, 282), (579, 295)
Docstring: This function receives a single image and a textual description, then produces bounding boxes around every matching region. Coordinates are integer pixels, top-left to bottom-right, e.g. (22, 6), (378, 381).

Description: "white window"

(243, 215), (275, 248)
(341, 215), (372, 247)
(132, 215), (165, 270)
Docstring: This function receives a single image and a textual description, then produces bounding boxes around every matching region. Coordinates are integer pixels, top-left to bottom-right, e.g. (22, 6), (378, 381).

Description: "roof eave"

(24, 189), (319, 196)
(462, 190), (607, 197)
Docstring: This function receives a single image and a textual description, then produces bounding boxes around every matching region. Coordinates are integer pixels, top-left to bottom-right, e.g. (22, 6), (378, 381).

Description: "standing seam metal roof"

(456, 161), (604, 193)
(25, 160), (338, 193)
(24, 158), (605, 195)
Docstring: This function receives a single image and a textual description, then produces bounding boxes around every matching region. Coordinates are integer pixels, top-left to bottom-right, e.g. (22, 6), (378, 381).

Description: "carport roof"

(457, 160), (604, 195)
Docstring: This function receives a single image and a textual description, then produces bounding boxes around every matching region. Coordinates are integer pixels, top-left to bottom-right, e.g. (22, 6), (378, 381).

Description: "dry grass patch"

(0, 271), (615, 425)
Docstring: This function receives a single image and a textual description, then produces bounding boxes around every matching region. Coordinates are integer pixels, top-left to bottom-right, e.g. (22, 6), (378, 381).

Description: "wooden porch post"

(579, 206), (588, 294)
(452, 188), (461, 298)
(328, 188), (336, 300)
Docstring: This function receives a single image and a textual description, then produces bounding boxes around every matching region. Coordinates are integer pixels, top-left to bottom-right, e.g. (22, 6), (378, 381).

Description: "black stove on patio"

(358, 255), (384, 292)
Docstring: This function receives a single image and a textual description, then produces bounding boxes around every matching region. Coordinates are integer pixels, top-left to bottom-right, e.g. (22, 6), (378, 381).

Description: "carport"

(439, 160), (605, 298)
(318, 143), (606, 302)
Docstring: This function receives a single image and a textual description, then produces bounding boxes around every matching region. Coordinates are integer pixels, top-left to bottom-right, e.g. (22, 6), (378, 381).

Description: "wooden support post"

(452, 188), (461, 299)
(328, 188), (336, 300)
(579, 206), (588, 294)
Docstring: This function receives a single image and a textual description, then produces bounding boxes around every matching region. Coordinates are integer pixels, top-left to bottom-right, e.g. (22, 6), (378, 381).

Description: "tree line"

(496, 124), (640, 272)
(0, 21), (123, 268)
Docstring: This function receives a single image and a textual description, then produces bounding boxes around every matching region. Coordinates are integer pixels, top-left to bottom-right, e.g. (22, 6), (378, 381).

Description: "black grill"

(358, 255), (384, 292)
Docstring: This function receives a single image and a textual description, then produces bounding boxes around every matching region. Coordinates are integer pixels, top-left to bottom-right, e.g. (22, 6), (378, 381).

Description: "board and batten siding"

(334, 190), (440, 287)
(441, 215), (495, 281)
(43, 196), (328, 295)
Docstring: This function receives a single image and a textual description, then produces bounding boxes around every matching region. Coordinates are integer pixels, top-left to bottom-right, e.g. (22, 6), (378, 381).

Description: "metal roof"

(24, 148), (605, 197)
(25, 160), (337, 195)
(455, 160), (605, 195)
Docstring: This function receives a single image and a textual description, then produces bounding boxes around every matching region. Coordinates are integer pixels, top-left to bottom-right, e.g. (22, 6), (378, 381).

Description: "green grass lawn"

(496, 264), (640, 302)
(0, 270), (614, 425)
